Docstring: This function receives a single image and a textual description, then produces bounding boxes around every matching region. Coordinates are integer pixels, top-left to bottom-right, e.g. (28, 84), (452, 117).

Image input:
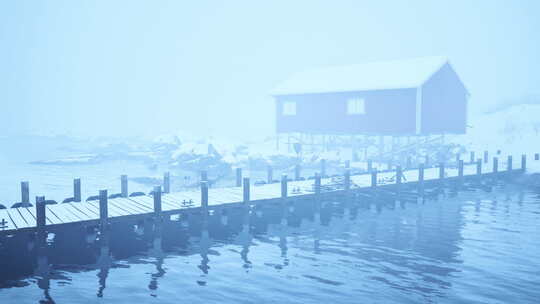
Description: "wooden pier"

(0, 154), (530, 237)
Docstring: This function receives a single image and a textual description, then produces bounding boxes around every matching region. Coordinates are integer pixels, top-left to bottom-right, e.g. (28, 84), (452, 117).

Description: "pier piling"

(281, 174), (288, 198)
(98, 190), (109, 247)
(21, 181), (29, 204)
(163, 172), (170, 193)
(493, 157), (498, 174)
(236, 168), (242, 187)
(74, 178), (81, 202)
(243, 177), (250, 203)
(121, 175), (128, 198)
(507, 156), (513, 172)
(344, 169), (350, 191)
(470, 151), (475, 164)
(521, 154), (526, 171)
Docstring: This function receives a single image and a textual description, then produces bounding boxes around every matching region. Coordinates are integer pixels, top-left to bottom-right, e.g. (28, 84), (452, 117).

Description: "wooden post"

(201, 170), (208, 181)
(153, 186), (162, 215)
(321, 159), (326, 177)
(267, 166), (273, 184)
(295, 164), (301, 181)
(367, 159), (373, 172)
(235, 168), (242, 187)
(418, 163), (425, 187)
(484, 151), (488, 164)
(439, 162), (445, 180)
(121, 175), (128, 198)
(493, 157), (498, 174)
(371, 170), (377, 188)
(314, 173), (321, 195)
(418, 163), (425, 199)
(470, 151), (475, 164)
(201, 181), (208, 223)
(36, 196), (46, 249)
(476, 159), (482, 176)
(73, 178), (81, 202)
(521, 154), (526, 171)
(163, 172), (170, 193)
(243, 177), (250, 203)
(507, 155), (512, 171)
(21, 181), (29, 204)
(99, 190), (109, 246)
(281, 174), (288, 198)
(344, 169), (350, 191)
(458, 159), (464, 183)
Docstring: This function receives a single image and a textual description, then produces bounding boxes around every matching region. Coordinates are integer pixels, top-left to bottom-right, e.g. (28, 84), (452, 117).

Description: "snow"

(450, 104), (540, 156)
(271, 56), (448, 95)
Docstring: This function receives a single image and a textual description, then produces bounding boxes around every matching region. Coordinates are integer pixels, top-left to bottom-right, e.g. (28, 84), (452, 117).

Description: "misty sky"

(1, 0), (539, 138)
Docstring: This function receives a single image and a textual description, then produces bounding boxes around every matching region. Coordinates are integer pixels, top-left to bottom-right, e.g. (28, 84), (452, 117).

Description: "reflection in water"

(0, 179), (539, 303)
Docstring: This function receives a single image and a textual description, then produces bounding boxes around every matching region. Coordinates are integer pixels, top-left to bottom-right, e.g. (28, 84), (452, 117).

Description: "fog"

(1, 0), (539, 138)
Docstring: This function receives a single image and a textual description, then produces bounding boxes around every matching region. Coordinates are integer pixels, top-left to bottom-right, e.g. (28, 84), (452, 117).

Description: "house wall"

(421, 63), (468, 134)
(275, 88), (417, 135)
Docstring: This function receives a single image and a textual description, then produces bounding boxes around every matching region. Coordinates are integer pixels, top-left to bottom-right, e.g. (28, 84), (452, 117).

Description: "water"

(0, 180), (539, 303)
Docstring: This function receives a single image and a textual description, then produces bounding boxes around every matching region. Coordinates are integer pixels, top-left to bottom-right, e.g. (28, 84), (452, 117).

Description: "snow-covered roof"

(271, 56), (449, 96)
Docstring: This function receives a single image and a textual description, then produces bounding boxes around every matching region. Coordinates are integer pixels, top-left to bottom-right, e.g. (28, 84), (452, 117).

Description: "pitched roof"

(271, 56), (449, 96)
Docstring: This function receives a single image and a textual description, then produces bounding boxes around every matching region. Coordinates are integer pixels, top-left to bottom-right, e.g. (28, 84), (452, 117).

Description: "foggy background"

(1, 0), (539, 139)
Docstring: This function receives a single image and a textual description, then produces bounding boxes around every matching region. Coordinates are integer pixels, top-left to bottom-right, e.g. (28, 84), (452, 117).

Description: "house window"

(282, 101), (296, 116)
(347, 98), (366, 115)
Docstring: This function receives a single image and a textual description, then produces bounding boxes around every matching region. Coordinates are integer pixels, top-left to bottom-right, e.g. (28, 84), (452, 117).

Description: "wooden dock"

(0, 154), (529, 236)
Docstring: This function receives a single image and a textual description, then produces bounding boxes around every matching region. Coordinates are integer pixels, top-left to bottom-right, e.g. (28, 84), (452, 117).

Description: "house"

(271, 56), (468, 136)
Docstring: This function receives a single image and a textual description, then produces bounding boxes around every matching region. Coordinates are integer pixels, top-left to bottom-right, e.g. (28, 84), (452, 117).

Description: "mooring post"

(281, 174), (288, 198)
(153, 186), (162, 216)
(476, 159), (482, 176)
(458, 159), (464, 185)
(295, 164), (301, 181)
(314, 173), (321, 195)
(321, 159), (326, 177)
(521, 154), (526, 171)
(395, 165), (402, 200)
(507, 155), (513, 172)
(418, 163), (425, 201)
(344, 169), (350, 191)
(267, 165), (273, 184)
(371, 169), (377, 188)
(470, 151), (475, 164)
(396, 165), (402, 185)
(36, 196), (46, 250)
(243, 177), (250, 203)
(236, 168), (242, 187)
(99, 190), (109, 247)
(484, 151), (488, 164)
(493, 157), (498, 174)
(21, 181), (29, 204)
(121, 175), (128, 198)
(201, 181), (209, 223)
(439, 162), (445, 180)
(153, 186), (163, 243)
(73, 178), (81, 202)
(163, 172), (170, 193)
(367, 159), (373, 172)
